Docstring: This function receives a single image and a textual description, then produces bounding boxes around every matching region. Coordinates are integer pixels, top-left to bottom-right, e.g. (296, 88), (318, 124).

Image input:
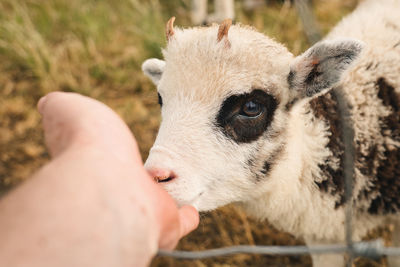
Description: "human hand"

(38, 92), (199, 250)
(0, 92), (198, 267)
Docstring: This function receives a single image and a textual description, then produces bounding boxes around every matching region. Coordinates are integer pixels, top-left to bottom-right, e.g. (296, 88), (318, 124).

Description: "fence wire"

(157, 0), (400, 265)
(158, 240), (400, 260)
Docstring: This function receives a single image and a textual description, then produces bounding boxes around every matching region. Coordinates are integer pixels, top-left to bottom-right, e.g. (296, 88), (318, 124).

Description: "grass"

(2, 0), (386, 266)
(0, 0), (179, 189)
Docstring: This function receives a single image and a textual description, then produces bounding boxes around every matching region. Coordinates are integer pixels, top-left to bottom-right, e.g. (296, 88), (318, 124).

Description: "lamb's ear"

(288, 38), (364, 101)
(142, 58), (166, 85)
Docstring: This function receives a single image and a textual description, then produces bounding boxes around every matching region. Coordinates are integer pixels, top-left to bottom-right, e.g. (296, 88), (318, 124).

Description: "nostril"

(148, 168), (177, 183)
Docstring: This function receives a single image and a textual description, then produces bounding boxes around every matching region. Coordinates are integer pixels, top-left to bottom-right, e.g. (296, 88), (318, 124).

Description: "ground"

(0, 0), (389, 266)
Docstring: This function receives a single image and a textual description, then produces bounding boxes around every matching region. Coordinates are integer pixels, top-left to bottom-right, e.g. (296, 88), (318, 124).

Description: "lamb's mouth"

(185, 191), (204, 209)
(152, 176), (205, 207)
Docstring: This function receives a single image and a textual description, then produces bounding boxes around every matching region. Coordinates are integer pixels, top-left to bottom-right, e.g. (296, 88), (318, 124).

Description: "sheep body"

(143, 1), (400, 266)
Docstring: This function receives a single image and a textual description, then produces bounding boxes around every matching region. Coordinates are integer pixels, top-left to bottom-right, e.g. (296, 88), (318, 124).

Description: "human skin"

(0, 92), (199, 267)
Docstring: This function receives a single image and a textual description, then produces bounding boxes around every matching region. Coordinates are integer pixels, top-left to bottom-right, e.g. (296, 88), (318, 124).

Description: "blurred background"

(1, 0), (388, 266)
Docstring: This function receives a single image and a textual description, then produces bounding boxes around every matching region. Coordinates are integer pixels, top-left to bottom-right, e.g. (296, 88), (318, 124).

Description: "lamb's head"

(142, 18), (363, 211)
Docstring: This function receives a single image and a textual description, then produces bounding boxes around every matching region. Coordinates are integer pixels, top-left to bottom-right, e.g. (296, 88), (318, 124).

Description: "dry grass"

(0, 0), (388, 266)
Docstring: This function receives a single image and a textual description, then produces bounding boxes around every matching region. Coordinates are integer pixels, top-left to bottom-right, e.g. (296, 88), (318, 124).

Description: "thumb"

(38, 92), (139, 161)
(178, 205), (199, 239)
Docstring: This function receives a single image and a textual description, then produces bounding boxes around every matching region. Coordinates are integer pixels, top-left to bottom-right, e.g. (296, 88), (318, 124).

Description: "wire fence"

(157, 0), (400, 265)
(158, 240), (394, 260)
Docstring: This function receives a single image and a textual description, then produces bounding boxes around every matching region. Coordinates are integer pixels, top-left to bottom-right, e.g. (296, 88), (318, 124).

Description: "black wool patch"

(287, 70), (296, 89)
(246, 144), (285, 182)
(365, 78), (400, 214)
(158, 93), (163, 107)
(309, 90), (346, 208)
(261, 161), (271, 175)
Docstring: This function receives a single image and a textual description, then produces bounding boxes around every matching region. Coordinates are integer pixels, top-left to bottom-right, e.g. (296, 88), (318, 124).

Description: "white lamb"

(142, 0), (400, 266)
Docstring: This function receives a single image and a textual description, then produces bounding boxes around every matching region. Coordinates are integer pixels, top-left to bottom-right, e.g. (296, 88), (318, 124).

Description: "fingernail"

(37, 95), (48, 115)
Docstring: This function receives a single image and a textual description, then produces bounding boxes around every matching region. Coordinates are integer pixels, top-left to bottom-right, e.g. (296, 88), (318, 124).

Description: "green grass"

(0, 0), (191, 99)
(0, 0), (358, 99)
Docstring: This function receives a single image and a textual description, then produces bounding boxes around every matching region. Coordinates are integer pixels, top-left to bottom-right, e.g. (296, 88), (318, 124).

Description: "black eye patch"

(216, 90), (278, 143)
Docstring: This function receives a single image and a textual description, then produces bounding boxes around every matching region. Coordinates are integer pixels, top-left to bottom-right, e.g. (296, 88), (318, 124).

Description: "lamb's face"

(145, 69), (289, 211)
(142, 20), (363, 211)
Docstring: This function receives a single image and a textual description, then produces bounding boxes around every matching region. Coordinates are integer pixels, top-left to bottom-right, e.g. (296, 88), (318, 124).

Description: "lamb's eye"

(216, 89), (278, 143)
(158, 93), (163, 107)
(241, 101), (262, 117)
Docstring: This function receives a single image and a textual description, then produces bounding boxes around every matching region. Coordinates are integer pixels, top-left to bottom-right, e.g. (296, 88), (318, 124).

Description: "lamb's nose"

(147, 168), (176, 183)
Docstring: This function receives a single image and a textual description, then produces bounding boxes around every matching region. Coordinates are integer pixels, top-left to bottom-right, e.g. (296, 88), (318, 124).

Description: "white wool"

(143, 1), (400, 266)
